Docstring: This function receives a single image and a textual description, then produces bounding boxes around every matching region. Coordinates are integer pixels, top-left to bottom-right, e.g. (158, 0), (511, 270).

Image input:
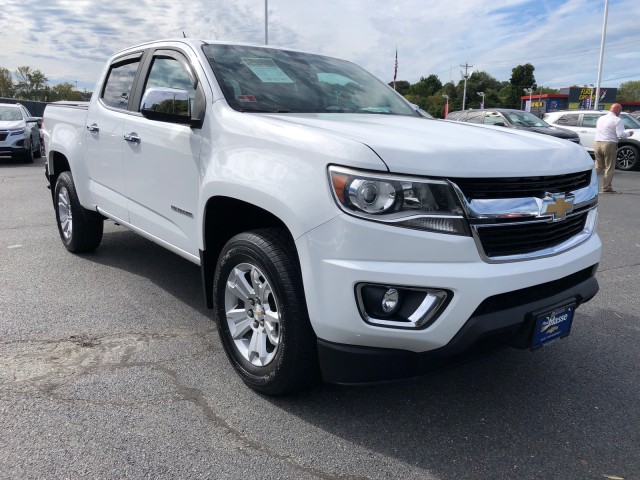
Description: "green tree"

(0, 67), (15, 98)
(50, 82), (84, 101)
(388, 80), (411, 95)
(14, 66), (48, 100)
(508, 63), (536, 109)
(617, 80), (640, 102)
(28, 70), (48, 101)
(455, 71), (502, 109)
(409, 74), (442, 98)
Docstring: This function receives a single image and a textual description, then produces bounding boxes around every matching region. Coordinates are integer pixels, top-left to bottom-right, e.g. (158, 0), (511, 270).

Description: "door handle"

(86, 124), (99, 133)
(123, 132), (141, 144)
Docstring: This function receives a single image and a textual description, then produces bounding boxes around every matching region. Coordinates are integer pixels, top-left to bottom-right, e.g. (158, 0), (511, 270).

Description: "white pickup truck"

(43, 39), (601, 394)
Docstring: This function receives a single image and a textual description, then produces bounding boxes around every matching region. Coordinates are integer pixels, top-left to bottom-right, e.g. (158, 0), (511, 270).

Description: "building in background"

(520, 87), (627, 117)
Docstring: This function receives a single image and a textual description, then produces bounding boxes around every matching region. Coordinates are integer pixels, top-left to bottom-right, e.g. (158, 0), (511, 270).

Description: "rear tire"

(54, 171), (104, 252)
(34, 138), (42, 159)
(212, 228), (319, 395)
(616, 145), (639, 171)
(22, 141), (34, 163)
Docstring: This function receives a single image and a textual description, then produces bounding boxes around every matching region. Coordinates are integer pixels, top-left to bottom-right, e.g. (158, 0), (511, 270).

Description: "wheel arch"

(199, 196), (299, 309)
(47, 151), (72, 199)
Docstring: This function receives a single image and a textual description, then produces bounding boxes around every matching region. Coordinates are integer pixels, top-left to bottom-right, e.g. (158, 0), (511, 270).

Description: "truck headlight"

(9, 128), (25, 136)
(328, 166), (470, 235)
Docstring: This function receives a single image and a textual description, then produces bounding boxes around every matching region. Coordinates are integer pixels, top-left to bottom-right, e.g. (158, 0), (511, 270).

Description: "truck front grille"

(0, 133), (8, 141)
(449, 170), (597, 262)
(474, 212), (588, 258)
(451, 171), (591, 199)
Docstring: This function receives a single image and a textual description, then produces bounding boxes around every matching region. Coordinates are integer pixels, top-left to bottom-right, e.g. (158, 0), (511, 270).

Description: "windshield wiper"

(240, 108), (291, 113)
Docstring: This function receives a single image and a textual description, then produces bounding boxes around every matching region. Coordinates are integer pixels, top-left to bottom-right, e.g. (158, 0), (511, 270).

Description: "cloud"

(1, 0), (638, 91)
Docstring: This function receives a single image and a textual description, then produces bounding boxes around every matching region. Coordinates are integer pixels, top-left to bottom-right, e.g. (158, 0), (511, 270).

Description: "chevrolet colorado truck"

(43, 40), (601, 394)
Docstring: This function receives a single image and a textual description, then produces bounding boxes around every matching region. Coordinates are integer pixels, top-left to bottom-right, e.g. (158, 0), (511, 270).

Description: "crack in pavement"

(0, 331), (365, 480)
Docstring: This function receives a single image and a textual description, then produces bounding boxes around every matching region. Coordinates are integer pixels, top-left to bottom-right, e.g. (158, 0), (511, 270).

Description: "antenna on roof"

(183, 31), (187, 38)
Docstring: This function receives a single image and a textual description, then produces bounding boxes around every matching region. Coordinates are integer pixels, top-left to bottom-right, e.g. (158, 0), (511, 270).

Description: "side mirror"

(494, 122), (505, 127)
(140, 87), (192, 125)
(26, 116), (40, 124)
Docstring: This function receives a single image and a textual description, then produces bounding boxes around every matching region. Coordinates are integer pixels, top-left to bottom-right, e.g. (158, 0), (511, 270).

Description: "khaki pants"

(594, 141), (617, 190)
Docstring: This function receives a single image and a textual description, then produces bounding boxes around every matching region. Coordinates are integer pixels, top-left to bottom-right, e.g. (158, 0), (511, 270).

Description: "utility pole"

(460, 63), (473, 110)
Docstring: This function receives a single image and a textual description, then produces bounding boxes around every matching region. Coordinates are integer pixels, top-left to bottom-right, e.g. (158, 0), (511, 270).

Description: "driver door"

(122, 49), (204, 257)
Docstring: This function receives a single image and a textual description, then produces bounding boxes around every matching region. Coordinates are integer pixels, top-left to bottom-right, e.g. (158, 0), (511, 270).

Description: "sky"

(1, 0), (639, 93)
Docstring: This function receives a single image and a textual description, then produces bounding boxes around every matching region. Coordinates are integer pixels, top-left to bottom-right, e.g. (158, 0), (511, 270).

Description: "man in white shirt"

(594, 103), (633, 193)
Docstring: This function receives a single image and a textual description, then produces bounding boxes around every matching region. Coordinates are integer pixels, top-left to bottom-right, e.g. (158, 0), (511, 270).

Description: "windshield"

(621, 113), (640, 129)
(0, 106), (23, 121)
(203, 44), (416, 115)
(504, 111), (550, 127)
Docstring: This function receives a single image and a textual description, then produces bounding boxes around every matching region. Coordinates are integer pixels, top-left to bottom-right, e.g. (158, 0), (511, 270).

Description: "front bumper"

(317, 265), (598, 384)
(295, 213), (601, 383)
(0, 137), (28, 158)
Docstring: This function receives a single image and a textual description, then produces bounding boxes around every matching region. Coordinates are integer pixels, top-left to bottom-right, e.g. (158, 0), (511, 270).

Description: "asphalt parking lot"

(1, 157), (639, 479)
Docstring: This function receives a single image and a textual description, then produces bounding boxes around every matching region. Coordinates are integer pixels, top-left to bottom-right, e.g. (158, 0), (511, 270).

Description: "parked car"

(0, 103), (42, 163)
(630, 112), (640, 121)
(446, 108), (581, 144)
(544, 110), (640, 171)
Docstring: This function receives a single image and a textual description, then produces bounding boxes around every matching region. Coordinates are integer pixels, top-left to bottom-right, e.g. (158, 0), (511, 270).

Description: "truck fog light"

(356, 283), (452, 329)
(382, 289), (399, 312)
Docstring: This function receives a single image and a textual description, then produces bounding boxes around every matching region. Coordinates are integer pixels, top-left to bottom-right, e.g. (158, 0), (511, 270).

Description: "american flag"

(393, 48), (398, 90)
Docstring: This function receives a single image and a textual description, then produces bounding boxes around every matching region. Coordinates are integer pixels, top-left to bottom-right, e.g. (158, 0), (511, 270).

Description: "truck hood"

(514, 125), (580, 140)
(257, 113), (593, 177)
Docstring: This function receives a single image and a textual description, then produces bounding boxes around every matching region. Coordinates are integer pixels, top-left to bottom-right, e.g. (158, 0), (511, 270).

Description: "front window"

(503, 111), (549, 127)
(142, 56), (197, 108)
(621, 113), (640, 129)
(203, 44), (416, 115)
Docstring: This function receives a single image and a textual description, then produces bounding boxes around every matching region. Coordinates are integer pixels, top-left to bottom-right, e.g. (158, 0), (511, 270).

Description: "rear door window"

(483, 111), (506, 126)
(102, 57), (142, 110)
(555, 114), (580, 126)
(465, 111), (484, 124)
(581, 114), (601, 128)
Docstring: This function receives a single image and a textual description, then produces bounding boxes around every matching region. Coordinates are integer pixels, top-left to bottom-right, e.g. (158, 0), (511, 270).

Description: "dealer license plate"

(531, 303), (575, 349)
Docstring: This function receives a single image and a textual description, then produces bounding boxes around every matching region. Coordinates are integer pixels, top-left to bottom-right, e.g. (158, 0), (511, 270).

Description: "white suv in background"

(0, 103), (42, 163)
(544, 110), (640, 171)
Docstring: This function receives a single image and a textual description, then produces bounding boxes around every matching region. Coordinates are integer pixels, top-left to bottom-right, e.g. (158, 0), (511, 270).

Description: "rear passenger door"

(579, 114), (601, 151)
(551, 114), (587, 150)
(85, 52), (144, 221)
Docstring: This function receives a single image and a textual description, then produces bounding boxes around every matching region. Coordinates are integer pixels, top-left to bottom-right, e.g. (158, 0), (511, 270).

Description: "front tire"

(213, 229), (319, 395)
(616, 145), (639, 171)
(54, 171), (104, 252)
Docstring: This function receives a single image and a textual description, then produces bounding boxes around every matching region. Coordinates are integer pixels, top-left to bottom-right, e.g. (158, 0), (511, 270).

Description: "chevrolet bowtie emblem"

(542, 193), (575, 221)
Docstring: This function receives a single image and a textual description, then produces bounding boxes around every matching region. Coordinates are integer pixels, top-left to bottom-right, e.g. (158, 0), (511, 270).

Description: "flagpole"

(393, 47), (398, 90)
(265, 0), (268, 45)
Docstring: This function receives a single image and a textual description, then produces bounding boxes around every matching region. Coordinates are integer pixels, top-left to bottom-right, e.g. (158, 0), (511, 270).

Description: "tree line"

(2, 62), (638, 112)
(392, 63), (640, 118)
(0, 66), (85, 102)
